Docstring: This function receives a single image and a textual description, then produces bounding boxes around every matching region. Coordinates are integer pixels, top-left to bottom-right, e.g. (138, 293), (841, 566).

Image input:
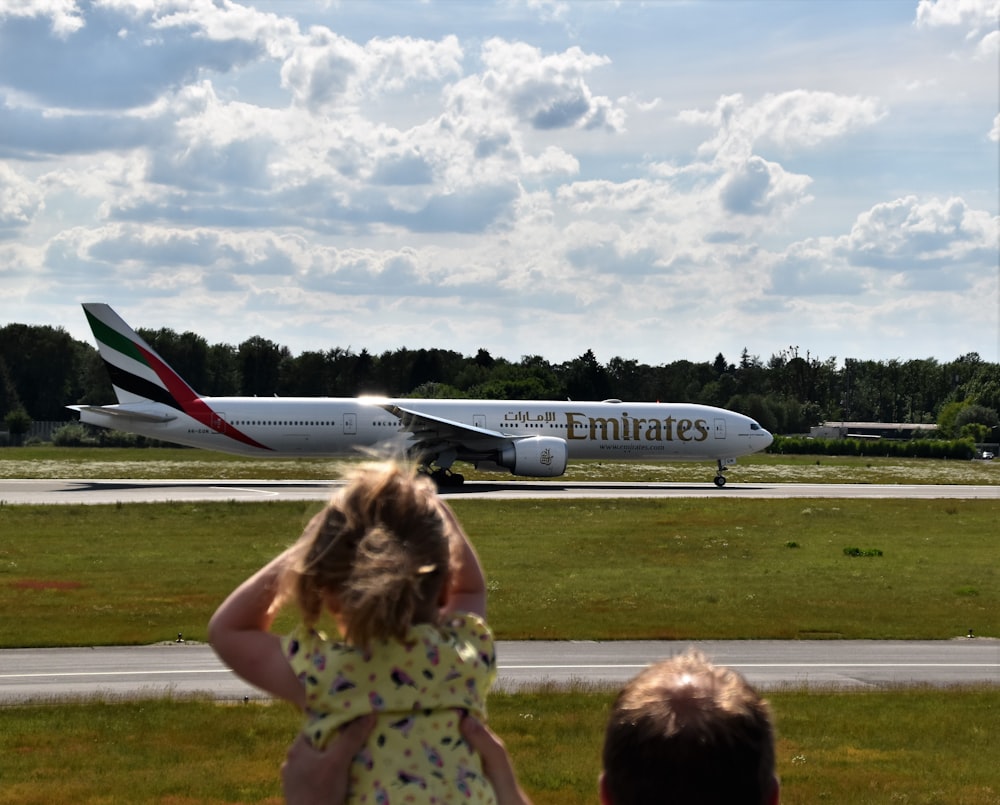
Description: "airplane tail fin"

(82, 303), (200, 411)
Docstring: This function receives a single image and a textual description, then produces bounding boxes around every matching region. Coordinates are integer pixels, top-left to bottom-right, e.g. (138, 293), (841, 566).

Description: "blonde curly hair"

(284, 463), (451, 649)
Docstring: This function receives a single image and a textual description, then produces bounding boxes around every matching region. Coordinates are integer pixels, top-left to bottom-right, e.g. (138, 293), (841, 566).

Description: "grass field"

(1, 448), (997, 802)
(1, 497), (997, 646)
(2, 687), (998, 804)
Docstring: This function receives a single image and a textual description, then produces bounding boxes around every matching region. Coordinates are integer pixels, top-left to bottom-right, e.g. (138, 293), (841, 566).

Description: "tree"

(204, 343), (240, 395)
(282, 350), (336, 396)
(468, 355), (562, 400)
(74, 345), (114, 406)
(712, 352), (731, 375)
(937, 401), (967, 438)
(726, 393), (778, 433)
(561, 349), (611, 401)
(474, 348), (494, 369)
(606, 356), (648, 401)
(735, 350), (768, 397)
(238, 336), (289, 396)
(4, 407), (31, 446)
(959, 364), (1000, 413)
(955, 404), (999, 443)
(139, 328), (211, 393)
(0, 356), (21, 419)
(960, 422), (990, 443)
(349, 349), (377, 394)
(0, 324), (82, 420)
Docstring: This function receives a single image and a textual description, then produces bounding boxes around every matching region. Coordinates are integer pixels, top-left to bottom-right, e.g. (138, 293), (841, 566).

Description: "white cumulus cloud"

(682, 90), (885, 161)
(915, 0), (1000, 53)
(841, 195), (999, 272)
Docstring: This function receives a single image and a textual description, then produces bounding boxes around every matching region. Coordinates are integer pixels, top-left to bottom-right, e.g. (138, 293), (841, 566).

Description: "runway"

(2, 639), (997, 703)
(2, 478), (998, 505)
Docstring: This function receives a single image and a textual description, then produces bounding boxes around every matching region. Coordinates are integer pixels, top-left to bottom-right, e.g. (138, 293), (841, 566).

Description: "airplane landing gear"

(714, 458), (729, 487)
(429, 467), (465, 487)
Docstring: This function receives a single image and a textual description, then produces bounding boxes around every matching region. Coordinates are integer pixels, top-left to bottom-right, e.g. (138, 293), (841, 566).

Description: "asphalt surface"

(1, 478), (998, 504)
(2, 639), (997, 703)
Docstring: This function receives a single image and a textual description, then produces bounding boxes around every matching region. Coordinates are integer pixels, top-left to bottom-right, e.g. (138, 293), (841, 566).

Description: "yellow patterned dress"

(282, 613), (498, 804)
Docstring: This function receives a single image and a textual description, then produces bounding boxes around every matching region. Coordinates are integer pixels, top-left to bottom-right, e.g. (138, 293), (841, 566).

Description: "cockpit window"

(750, 423), (760, 430)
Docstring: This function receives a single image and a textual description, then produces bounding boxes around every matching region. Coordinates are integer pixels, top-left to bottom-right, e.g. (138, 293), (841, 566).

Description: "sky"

(1, 0), (998, 369)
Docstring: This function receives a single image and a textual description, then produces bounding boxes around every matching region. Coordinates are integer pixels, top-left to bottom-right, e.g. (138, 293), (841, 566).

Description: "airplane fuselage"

(72, 302), (774, 485)
(77, 396), (771, 464)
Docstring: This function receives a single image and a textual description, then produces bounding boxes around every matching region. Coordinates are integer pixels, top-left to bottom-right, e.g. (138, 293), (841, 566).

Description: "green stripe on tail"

(84, 308), (149, 367)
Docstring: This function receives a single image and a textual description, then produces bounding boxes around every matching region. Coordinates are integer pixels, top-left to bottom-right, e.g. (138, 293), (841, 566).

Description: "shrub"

(843, 547), (883, 557)
(52, 422), (97, 447)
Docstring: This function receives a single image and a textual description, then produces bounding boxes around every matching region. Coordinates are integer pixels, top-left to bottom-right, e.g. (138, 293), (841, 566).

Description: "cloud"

(0, 98), (155, 157)
(915, 0), (1000, 54)
(0, 2), (274, 109)
(0, 0), (84, 37)
(764, 194), (998, 300)
(682, 90), (886, 161)
(915, 0), (1000, 32)
(719, 156), (813, 217)
(280, 30), (463, 112)
(675, 90), (884, 220)
(513, 0), (571, 24)
(298, 247), (439, 298)
(841, 195), (998, 273)
(0, 2), (995, 364)
(766, 238), (868, 297)
(390, 182), (520, 233)
(450, 38), (626, 133)
(0, 162), (45, 235)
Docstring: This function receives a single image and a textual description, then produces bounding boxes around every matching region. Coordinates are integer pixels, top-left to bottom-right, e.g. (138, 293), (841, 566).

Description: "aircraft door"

(714, 418), (727, 439)
(474, 414), (486, 429)
(343, 413), (356, 435)
(211, 413), (227, 434)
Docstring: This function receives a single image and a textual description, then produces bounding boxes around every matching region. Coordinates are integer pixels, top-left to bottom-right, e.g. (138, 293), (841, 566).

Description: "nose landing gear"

(714, 458), (734, 487)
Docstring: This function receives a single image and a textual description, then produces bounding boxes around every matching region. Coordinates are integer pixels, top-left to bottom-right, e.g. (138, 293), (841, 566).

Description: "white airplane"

(69, 303), (773, 486)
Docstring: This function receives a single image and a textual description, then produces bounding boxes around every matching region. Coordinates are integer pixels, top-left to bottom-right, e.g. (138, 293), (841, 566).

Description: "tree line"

(1, 321), (998, 443)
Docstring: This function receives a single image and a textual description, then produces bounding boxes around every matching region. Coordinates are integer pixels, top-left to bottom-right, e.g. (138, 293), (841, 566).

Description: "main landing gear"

(427, 467), (465, 487)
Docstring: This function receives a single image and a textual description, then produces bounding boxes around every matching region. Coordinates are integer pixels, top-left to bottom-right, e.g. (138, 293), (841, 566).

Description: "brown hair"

(286, 463), (450, 649)
(602, 650), (776, 805)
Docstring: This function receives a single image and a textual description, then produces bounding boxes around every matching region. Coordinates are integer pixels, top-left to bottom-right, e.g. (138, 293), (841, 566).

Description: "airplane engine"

(497, 436), (568, 477)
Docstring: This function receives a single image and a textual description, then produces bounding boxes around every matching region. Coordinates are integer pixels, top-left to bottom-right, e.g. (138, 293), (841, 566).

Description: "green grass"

(2, 687), (997, 804)
(1, 498), (997, 646)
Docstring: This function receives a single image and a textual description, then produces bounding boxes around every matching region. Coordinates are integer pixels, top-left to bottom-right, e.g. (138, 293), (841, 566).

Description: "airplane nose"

(760, 429), (774, 449)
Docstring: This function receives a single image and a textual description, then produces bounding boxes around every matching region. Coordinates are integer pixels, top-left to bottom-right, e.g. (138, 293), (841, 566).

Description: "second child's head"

(288, 463), (450, 648)
(601, 650), (777, 805)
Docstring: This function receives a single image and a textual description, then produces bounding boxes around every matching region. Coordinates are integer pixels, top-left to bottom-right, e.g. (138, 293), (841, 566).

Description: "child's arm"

(437, 500), (487, 618)
(208, 546), (306, 707)
(460, 715), (534, 805)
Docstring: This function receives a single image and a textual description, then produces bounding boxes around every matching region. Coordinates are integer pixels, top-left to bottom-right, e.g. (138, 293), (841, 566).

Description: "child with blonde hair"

(209, 462), (497, 803)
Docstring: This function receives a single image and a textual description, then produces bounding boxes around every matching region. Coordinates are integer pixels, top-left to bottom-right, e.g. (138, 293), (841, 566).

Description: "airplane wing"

(381, 403), (506, 444)
(381, 402), (569, 479)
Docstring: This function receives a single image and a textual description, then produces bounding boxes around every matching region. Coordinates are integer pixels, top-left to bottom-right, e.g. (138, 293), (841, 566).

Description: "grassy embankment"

(2, 688), (998, 804)
(2, 444), (999, 484)
(1, 497), (997, 645)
